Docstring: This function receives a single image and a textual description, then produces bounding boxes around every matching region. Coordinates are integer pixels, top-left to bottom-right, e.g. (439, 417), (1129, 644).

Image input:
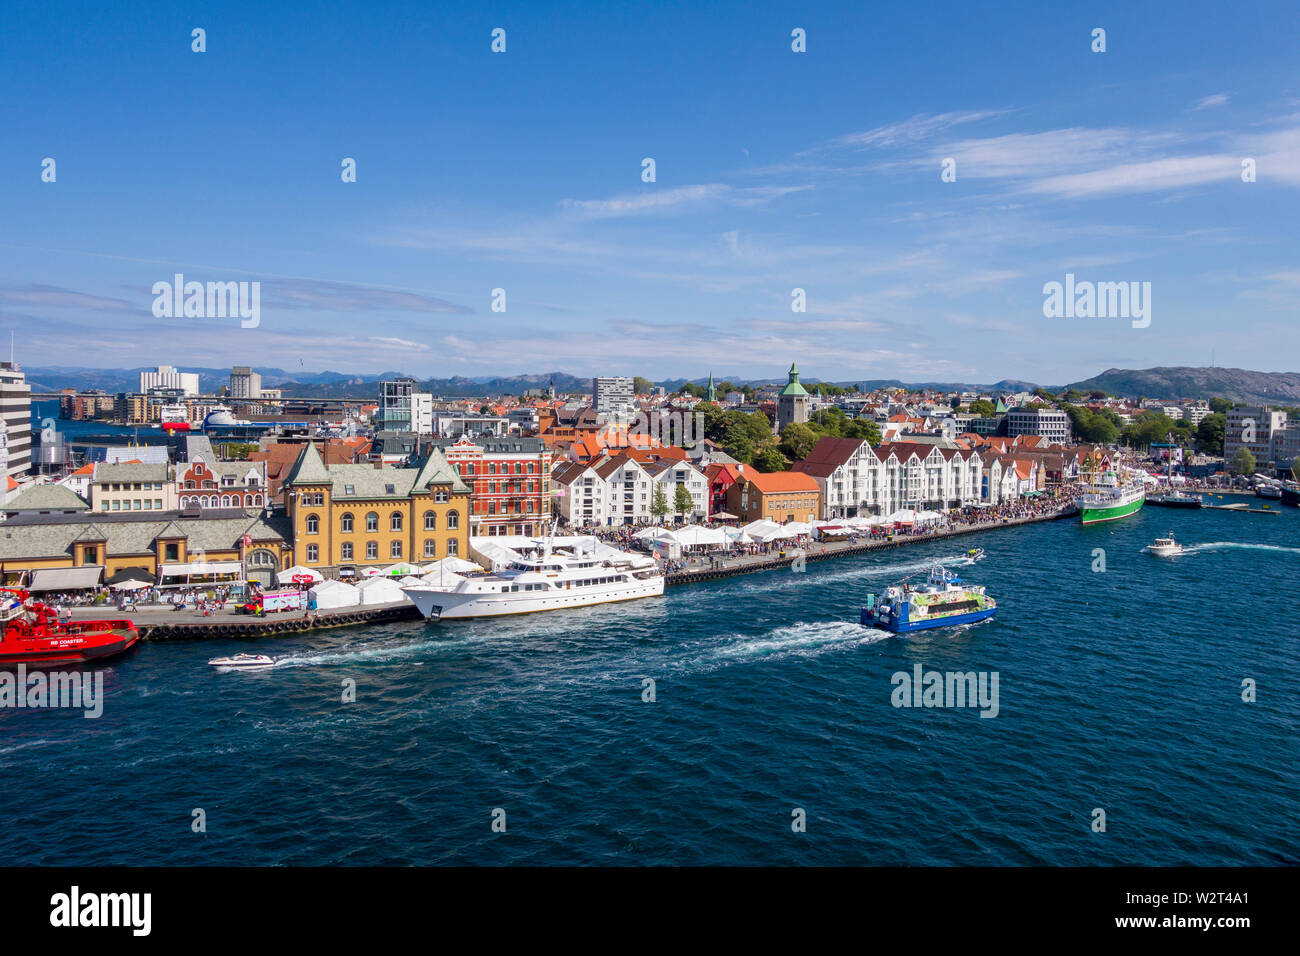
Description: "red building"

(177, 459), (268, 510)
(436, 436), (553, 537)
(706, 462), (743, 516)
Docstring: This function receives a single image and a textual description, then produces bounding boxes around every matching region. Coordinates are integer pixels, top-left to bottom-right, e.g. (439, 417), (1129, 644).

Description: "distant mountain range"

(1064, 367), (1300, 406)
(20, 364), (1300, 405)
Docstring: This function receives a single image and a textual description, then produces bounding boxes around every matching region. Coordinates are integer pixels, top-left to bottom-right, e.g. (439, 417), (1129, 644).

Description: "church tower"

(776, 362), (810, 433)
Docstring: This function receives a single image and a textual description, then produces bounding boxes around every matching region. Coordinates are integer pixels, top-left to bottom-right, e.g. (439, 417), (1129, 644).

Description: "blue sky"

(2, 0), (1297, 386)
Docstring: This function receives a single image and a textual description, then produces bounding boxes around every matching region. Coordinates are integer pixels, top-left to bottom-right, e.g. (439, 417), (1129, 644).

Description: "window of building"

(341, 513), (353, 533)
(390, 512), (403, 532)
(165, 543), (179, 561)
(306, 544), (319, 562)
(84, 547), (98, 564)
(447, 539), (459, 556)
(447, 510), (459, 529)
(424, 511), (436, 531)
(435, 489), (449, 503)
(423, 539), (437, 558)
(390, 540), (402, 559)
(366, 541), (378, 560)
(385, 484), (396, 495)
(306, 514), (319, 534)
(344, 484), (355, 496)
(365, 512), (379, 532)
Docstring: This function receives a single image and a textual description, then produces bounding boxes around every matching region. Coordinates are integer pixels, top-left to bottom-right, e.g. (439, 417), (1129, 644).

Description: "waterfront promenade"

(63, 503), (1077, 640)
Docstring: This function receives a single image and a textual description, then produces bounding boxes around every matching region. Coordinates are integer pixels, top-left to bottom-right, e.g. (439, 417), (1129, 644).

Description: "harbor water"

(2, 504), (1296, 865)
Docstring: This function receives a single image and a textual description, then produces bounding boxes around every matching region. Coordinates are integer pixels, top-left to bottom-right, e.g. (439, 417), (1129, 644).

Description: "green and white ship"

(1077, 469), (1146, 525)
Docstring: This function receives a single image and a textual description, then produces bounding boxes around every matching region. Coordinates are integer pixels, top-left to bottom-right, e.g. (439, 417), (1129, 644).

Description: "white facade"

(593, 376), (636, 421)
(229, 366), (262, 398)
(0, 362), (31, 480)
(647, 460), (710, 521)
(139, 365), (200, 396)
(1225, 406), (1287, 470)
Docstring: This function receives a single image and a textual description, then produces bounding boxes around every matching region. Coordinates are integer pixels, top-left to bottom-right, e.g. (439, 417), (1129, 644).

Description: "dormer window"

(344, 484), (355, 495)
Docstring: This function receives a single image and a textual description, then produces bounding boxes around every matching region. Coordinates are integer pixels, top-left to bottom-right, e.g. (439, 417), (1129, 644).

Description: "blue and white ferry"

(861, 566), (997, 633)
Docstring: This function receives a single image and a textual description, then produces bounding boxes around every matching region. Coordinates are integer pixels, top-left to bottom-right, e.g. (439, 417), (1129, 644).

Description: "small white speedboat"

(208, 653), (276, 668)
(1145, 534), (1184, 557)
(965, 547), (986, 562)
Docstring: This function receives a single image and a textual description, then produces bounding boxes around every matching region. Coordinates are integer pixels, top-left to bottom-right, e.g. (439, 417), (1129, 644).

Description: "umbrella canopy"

(105, 566), (155, 588)
(277, 565), (323, 585)
(710, 511), (740, 521)
(109, 578), (153, 591)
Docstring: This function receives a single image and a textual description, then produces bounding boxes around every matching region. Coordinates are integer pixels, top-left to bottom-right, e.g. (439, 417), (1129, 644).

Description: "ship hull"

(403, 579), (664, 620)
(0, 629), (139, 667)
(1079, 495), (1145, 525)
(861, 606), (997, 633)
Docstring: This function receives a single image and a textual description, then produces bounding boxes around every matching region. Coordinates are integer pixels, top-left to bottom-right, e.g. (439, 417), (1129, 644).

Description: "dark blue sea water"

(2, 504), (1297, 865)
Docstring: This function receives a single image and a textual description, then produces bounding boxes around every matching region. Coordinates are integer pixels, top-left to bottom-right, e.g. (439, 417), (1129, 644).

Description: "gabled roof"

(283, 442), (332, 486)
(410, 447), (469, 494)
(792, 436), (864, 477)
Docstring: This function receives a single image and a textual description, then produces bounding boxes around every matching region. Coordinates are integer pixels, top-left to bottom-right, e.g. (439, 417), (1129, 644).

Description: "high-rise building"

(0, 361), (31, 481)
(229, 366), (262, 399)
(592, 376), (635, 422)
(1006, 406), (1070, 444)
(139, 365), (200, 396)
(379, 377), (433, 433)
(1225, 406), (1287, 471)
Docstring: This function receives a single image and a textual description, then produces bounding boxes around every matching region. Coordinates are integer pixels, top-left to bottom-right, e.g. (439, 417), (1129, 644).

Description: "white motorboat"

(965, 547), (986, 562)
(1144, 534), (1184, 557)
(208, 653), (276, 668)
(403, 525), (664, 620)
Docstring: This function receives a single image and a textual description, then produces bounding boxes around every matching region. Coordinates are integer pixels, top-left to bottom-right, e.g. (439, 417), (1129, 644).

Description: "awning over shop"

(29, 566), (104, 591)
(159, 562), (242, 577)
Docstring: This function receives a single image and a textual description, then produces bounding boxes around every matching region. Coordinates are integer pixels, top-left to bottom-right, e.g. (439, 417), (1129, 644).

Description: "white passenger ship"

(402, 533), (664, 620)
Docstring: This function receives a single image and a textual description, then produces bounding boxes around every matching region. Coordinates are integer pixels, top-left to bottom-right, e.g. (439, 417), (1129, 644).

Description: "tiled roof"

(5, 483), (90, 512)
(0, 510), (290, 563)
(737, 469), (820, 494)
(92, 462), (169, 484)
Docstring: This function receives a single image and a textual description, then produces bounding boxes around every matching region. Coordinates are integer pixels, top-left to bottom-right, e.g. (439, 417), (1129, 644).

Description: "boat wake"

(1181, 542), (1300, 556)
(697, 620), (890, 668)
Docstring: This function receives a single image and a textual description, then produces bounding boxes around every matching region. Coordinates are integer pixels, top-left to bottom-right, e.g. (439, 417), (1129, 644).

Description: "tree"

(1209, 397), (1234, 415)
(650, 484), (670, 521)
(968, 399), (996, 417)
(720, 424), (756, 464)
(632, 376), (654, 394)
(1231, 447), (1256, 476)
(754, 446), (788, 472)
(778, 422), (819, 462)
(673, 483), (694, 520)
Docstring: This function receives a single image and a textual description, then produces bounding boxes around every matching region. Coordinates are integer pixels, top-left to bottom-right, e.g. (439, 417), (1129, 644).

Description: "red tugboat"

(0, 588), (140, 667)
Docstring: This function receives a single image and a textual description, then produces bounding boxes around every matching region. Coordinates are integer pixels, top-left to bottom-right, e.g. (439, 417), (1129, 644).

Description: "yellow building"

(283, 443), (471, 570)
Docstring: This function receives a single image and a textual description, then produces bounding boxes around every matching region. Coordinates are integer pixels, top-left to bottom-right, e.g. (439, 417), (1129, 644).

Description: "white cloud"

(1193, 93), (1230, 110)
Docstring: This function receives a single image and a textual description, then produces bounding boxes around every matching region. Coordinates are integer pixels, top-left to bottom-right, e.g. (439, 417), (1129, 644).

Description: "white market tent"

(887, 509), (918, 524)
(633, 526), (672, 540)
(672, 526), (729, 548)
(277, 565), (324, 585)
(741, 519), (780, 537)
(360, 566), (383, 577)
(420, 557), (481, 576)
(354, 576), (409, 605)
(309, 579), (361, 610)
(384, 562), (420, 577)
